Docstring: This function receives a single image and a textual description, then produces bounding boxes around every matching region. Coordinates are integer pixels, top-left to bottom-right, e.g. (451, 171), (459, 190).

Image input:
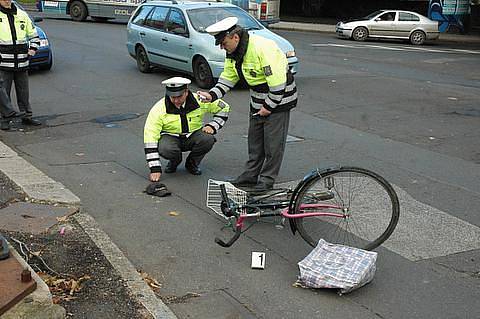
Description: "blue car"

(29, 18), (53, 71)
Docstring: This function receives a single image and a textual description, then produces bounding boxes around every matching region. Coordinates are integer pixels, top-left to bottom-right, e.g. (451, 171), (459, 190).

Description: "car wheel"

(410, 30), (426, 45)
(193, 57), (214, 89)
(352, 27), (368, 41)
(70, 1), (88, 22)
(39, 56), (53, 71)
(136, 46), (151, 73)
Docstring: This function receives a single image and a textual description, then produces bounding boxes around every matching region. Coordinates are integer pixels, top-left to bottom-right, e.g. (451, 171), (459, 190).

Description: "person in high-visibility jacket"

(199, 17), (297, 192)
(0, 0), (41, 130)
(144, 77), (230, 182)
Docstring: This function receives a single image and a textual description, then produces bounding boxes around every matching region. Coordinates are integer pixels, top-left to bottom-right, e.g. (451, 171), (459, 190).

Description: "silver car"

(126, 1), (298, 88)
(336, 10), (440, 45)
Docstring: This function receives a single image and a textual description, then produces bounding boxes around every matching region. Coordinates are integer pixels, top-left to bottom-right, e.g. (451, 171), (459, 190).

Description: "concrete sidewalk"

(0, 141), (177, 319)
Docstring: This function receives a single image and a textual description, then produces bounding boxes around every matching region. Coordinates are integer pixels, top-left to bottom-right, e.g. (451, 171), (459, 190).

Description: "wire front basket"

(206, 179), (248, 219)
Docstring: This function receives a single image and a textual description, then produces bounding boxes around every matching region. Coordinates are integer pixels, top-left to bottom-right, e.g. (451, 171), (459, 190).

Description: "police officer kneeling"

(144, 77), (230, 182)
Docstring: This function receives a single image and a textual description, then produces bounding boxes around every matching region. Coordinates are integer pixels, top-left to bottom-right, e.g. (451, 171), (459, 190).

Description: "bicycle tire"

(293, 167), (399, 250)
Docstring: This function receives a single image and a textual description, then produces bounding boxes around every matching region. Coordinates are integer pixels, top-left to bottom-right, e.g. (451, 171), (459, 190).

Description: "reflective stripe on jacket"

(0, 4), (39, 71)
(209, 34), (297, 113)
(143, 91), (230, 173)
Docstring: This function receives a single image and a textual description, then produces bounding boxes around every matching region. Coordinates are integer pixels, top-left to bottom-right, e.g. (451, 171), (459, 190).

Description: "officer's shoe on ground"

(0, 121), (11, 131)
(21, 117), (42, 126)
(185, 158), (202, 175)
(229, 177), (257, 187)
(4, 111), (25, 119)
(164, 161), (179, 173)
(253, 182), (274, 192)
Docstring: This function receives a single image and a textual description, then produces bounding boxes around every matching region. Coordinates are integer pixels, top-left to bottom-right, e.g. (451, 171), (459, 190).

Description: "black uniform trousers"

(0, 70), (32, 120)
(157, 130), (216, 166)
(237, 111), (290, 186)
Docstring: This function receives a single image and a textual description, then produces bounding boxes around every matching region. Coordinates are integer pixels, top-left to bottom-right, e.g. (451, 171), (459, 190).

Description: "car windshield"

(187, 7), (262, 33)
(364, 10), (384, 20)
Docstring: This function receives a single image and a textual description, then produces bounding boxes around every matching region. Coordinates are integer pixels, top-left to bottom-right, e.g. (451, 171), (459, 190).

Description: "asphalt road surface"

(1, 18), (479, 318)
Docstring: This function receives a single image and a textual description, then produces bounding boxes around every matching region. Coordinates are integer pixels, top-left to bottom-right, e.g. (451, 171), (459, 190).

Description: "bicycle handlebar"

(215, 183), (242, 247)
(214, 227), (242, 247)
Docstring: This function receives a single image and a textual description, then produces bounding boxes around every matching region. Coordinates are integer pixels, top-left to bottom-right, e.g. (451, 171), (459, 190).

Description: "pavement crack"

(219, 288), (258, 317)
(48, 160), (113, 167)
(434, 261), (480, 279)
(348, 299), (386, 319)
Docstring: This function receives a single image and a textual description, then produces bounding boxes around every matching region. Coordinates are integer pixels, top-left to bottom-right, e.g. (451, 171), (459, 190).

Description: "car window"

(131, 5), (153, 25)
(365, 10), (383, 20)
(145, 6), (170, 30)
(166, 9), (187, 34)
(399, 12), (420, 22)
(187, 7), (262, 33)
(378, 12), (396, 21)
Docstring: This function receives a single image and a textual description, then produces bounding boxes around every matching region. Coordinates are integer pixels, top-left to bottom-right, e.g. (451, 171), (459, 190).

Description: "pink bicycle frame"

(233, 203), (345, 230)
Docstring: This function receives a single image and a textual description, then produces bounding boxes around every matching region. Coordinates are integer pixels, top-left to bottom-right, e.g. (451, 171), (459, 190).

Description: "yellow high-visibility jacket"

(0, 4), (39, 70)
(209, 34), (297, 113)
(144, 92), (230, 173)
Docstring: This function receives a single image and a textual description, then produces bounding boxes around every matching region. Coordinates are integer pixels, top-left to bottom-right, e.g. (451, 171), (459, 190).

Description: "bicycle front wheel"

(293, 167), (399, 250)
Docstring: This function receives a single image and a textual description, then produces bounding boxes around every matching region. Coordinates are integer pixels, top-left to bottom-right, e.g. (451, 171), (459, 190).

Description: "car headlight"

(39, 39), (49, 47)
(286, 50), (296, 58)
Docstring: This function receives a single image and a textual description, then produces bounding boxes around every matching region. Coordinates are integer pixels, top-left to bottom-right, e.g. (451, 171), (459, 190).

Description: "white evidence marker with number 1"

(251, 252), (266, 269)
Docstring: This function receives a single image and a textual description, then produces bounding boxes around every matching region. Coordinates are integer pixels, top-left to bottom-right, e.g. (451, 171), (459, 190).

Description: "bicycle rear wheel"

(293, 167), (399, 250)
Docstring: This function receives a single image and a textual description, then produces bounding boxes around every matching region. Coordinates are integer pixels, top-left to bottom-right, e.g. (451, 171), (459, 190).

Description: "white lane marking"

(450, 48), (480, 54)
(312, 43), (360, 49)
(277, 180), (480, 261)
(385, 185), (480, 261)
(312, 43), (480, 55)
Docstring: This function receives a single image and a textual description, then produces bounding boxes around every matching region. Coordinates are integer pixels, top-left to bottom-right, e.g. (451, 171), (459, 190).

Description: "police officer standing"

(198, 17), (297, 191)
(0, 0), (41, 130)
(144, 77), (230, 182)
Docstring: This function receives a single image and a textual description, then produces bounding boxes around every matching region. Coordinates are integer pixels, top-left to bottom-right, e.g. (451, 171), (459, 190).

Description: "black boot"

(185, 158), (201, 175)
(22, 117), (42, 126)
(164, 160), (179, 173)
(228, 177), (257, 187)
(1, 121), (11, 131)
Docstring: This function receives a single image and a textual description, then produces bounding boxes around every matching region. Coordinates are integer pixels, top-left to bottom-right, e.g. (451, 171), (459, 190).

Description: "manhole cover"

(0, 202), (77, 234)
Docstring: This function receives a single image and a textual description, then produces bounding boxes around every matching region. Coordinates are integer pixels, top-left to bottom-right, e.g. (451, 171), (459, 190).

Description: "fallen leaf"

(138, 270), (162, 292)
(169, 211), (179, 216)
(69, 279), (79, 295)
(56, 215), (69, 223)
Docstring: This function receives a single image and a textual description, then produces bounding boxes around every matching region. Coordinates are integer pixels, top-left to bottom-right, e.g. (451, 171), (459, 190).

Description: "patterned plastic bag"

(297, 239), (378, 294)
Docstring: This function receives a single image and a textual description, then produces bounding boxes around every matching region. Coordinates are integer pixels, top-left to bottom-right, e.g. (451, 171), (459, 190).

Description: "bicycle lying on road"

(207, 166), (400, 250)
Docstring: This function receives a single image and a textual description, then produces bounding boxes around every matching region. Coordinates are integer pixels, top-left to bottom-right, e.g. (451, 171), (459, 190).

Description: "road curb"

(74, 213), (177, 319)
(0, 140), (177, 319)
